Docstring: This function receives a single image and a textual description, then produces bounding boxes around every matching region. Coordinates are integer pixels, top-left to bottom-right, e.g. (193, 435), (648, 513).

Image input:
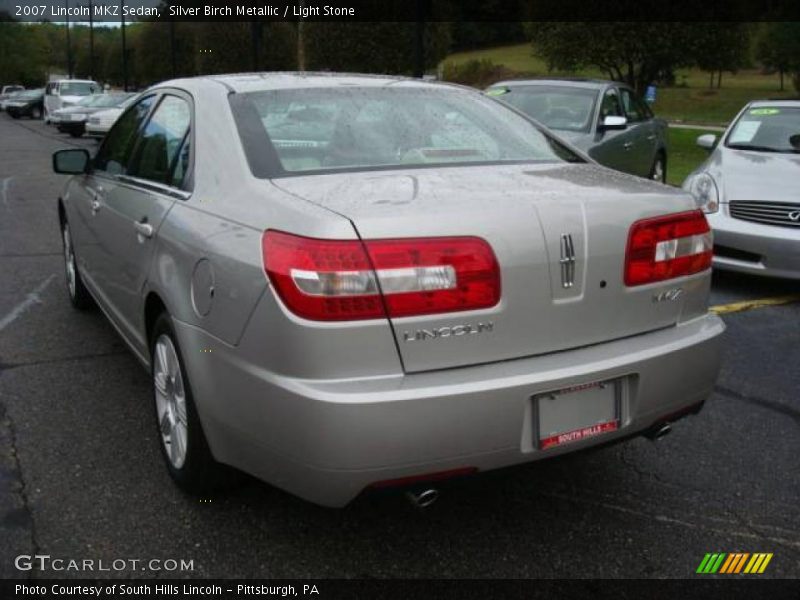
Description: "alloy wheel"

(62, 225), (76, 299)
(153, 334), (189, 469)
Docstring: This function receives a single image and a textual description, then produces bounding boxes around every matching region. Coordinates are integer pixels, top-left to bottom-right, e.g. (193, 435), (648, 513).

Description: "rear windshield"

(230, 86), (583, 177)
(725, 106), (800, 153)
(487, 85), (599, 133)
(60, 82), (98, 96)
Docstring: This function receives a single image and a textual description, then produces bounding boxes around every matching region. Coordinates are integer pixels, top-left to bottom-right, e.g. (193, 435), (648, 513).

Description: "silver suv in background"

(487, 79), (669, 182)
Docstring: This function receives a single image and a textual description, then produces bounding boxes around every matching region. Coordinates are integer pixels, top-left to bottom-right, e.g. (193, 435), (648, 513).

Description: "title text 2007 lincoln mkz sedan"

(53, 74), (724, 507)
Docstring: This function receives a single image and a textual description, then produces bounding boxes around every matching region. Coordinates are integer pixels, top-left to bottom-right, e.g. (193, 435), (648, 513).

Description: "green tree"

(524, 22), (700, 94)
(756, 22), (800, 91)
(694, 23), (751, 89)
(304, 22), (451, 75)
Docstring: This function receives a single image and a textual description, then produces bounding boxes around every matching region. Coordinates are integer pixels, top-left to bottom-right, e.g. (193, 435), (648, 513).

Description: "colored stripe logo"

(696, 553), (773, 574)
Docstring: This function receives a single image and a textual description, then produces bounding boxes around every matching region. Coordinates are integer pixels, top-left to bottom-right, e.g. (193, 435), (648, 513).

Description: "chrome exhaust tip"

(646, 422), (672, 441)
(406, 488), (439, 508)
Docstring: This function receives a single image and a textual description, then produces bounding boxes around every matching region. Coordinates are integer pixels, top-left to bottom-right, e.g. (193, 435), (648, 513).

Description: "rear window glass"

(230, 86), (583, 177)
(60, 82), (98, 96)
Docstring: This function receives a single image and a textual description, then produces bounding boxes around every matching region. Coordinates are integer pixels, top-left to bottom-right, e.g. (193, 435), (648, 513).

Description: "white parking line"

(0, 275), (56, 332)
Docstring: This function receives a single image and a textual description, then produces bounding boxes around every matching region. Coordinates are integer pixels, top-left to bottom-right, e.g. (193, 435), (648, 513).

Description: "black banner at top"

(2, 0), (800, 23)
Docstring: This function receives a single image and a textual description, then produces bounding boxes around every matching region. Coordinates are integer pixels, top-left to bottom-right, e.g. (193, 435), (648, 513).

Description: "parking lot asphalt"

(0, 115), (798, 580)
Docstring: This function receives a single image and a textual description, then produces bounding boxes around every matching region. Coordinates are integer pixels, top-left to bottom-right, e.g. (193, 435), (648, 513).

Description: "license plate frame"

(535, 378), (621, 450)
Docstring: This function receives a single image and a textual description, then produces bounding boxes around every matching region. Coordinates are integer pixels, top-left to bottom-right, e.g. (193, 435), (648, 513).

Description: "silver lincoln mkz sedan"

(53, 74), (724, 507)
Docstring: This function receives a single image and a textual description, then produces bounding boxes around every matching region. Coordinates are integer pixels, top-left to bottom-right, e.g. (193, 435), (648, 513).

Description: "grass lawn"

(666, 128), (714, 186)
(442, 43), (796, 125)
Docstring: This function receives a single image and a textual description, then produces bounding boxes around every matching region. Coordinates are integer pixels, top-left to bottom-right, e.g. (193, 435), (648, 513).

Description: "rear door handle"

(623, 141), (634, 150)
(646, 134), (656, 141)
(134, 221), (154, 239)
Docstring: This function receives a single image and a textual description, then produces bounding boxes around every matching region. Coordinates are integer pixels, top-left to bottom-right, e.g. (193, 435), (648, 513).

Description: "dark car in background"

(5, 88), (45, 119)
(55, 92), (136, 137)
(486, 79), (669, 182)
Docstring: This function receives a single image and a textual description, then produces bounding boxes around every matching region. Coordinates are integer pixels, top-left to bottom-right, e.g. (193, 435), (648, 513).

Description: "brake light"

(262, 231), (501, 321)
(624, 210), (712, 286)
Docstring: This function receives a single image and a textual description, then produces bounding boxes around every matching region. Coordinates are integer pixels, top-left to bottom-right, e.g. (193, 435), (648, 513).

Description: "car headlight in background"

(685, 172), (719, 214)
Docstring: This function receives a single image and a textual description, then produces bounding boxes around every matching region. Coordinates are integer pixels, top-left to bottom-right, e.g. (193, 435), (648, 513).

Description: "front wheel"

(61, 219), (94, 309)
(650, 153), (667, 183)
(150, 314), (237, 493)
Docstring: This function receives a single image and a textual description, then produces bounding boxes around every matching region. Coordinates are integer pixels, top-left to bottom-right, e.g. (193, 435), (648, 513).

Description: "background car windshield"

(490, 86), (598, 132)
(233, 87), (582, 175)
(726, 107), (800, 152)
(60, 82), (96, 96)
(17, 89), (42, 99)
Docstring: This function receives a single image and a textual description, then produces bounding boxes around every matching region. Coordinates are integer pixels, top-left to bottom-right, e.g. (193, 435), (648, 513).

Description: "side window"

(93, 95), (156, 176)
(620, 89), (645, 123)
(169, 133), (191, 188)
(127, 95), (191, 186)
(600, 90), (623, 120)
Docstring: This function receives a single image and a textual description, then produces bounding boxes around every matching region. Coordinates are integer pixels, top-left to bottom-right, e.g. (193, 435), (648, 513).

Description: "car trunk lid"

(272, 163), (709, 373)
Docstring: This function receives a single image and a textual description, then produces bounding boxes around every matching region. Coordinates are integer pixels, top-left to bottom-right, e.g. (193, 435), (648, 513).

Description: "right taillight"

(624, 210), (713, 286)
(262, 231), (500, 321)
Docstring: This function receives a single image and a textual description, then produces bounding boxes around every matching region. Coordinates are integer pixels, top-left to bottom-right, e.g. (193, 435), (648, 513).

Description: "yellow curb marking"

(710, 294), (800, 315)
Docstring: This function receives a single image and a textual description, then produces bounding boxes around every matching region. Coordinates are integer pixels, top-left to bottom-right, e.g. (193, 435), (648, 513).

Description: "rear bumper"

(709, 209), (800, 279)
(176, 313), (724, 507)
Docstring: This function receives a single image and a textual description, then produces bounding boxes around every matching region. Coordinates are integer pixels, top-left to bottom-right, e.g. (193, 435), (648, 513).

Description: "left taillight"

(624, 210), (713, 286)
(262, 231), (501, 321)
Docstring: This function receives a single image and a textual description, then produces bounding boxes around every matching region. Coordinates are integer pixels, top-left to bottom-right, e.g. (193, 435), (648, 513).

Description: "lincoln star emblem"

(560, 233), (576, 288)
(788, 210), (800, 222)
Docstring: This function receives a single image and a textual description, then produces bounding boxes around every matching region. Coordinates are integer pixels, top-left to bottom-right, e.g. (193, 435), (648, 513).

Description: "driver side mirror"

(696, 134), (717, 151)
(600, 115), (627, 131)
(53, 148), (90, 174)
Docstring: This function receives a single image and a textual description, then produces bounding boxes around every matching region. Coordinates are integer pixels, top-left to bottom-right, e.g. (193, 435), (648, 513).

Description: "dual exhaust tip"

(645, 422), (672, 441)
(401, 423), (674, 507)
(406, 488), (440, 508)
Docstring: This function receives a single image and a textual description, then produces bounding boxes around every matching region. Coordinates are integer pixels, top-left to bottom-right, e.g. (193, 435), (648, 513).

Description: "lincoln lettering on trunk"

(402, 322), (494, 343)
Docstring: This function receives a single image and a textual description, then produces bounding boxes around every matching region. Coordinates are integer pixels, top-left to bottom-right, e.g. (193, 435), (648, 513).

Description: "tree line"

(1, 17), (799, 94)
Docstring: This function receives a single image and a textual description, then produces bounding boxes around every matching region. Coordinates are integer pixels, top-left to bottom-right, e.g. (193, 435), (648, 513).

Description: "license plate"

(536, 379), (620, 450)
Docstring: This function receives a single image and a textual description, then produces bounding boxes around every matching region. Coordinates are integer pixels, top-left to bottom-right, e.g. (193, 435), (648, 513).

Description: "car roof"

(54, 79), (97, 84)
(157, 72), (462, 94)
(489, 78), (617, 90)
(748, 99), (800, 108)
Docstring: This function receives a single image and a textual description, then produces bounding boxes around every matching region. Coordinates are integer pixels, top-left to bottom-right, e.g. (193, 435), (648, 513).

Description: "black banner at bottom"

(2, 579), (799, 600)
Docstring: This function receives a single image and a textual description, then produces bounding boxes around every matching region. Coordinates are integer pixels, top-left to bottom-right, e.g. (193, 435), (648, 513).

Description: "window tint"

(232, 87), (583, 176)
(620, 89), (647, 122)
(169, 134), (191, 188)
(600, 90), (623, 119)
(93, 95), (156, 176)
(127, 95), (191, 185)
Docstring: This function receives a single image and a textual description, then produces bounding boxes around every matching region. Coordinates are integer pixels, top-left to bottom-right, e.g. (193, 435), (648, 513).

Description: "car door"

(69, 94), (158, 296)
(89, 92), (193, 354)
(619, 87), (658, 176)
(588, 87), (638, 174)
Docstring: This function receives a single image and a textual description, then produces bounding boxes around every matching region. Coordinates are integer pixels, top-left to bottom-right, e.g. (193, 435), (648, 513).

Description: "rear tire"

(150, 314), (238, 494)
(650, 152), (667, 183)
(31, 106), (42, 119)
(61, 219), (94, 310)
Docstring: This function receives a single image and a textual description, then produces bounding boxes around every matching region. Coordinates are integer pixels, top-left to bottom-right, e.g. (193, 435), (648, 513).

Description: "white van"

(44, 79), (99, 123)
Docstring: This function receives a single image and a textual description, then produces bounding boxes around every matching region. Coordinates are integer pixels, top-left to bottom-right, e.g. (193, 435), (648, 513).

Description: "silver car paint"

(685, 100), (800, 279)
(60, 74), (723, 506)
